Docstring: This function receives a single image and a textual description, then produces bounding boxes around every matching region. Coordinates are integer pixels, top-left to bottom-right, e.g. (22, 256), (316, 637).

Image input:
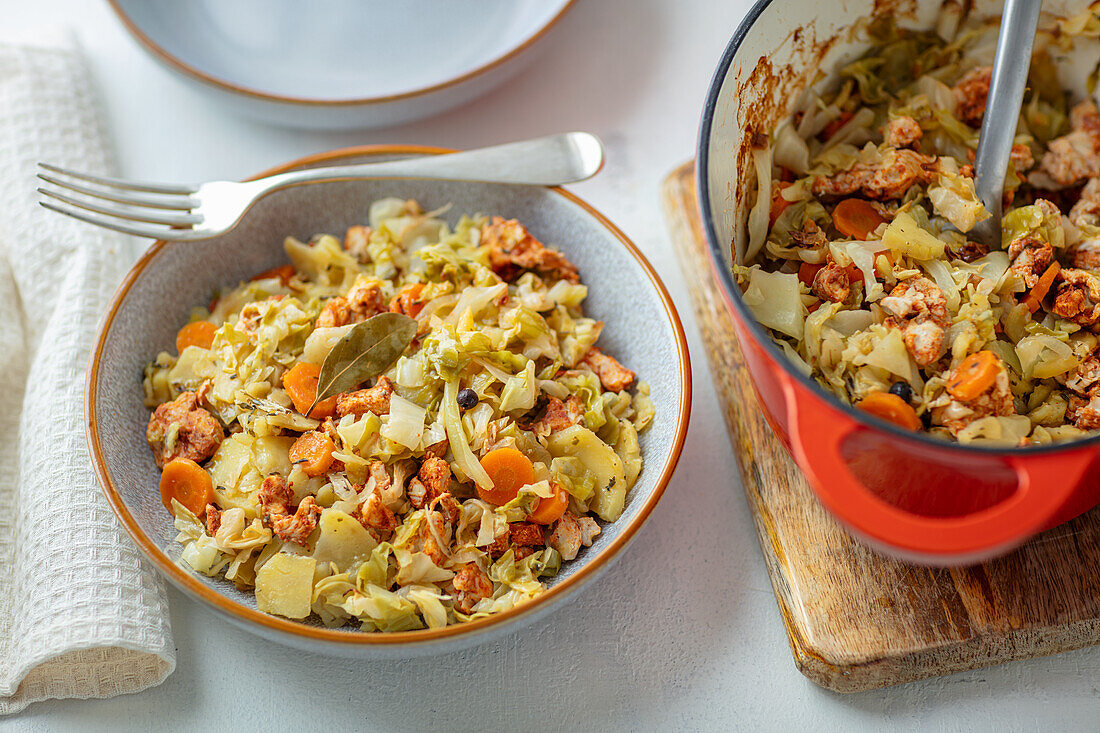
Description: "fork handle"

(970, 0), (1042, 246)
(256, 133), (604, 193)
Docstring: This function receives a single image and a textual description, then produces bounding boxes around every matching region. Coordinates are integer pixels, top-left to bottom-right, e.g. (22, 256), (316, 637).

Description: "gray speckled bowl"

(87, 145), (691, 657)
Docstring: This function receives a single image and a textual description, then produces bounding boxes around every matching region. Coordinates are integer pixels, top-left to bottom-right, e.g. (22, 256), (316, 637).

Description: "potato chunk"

(312, 508), (378, 574)
(255, 553), (316, 619)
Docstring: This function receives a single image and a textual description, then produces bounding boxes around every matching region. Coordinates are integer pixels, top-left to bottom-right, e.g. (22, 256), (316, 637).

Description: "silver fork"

(37, 132), (604, 241)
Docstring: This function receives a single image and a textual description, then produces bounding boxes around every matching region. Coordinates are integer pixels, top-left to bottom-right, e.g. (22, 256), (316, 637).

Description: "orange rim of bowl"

(86, 144), (692, 647)
(106, 1), (577, 107)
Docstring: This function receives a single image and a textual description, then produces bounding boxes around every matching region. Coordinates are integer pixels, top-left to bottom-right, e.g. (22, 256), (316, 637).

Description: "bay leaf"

(309, 312), (417, 411)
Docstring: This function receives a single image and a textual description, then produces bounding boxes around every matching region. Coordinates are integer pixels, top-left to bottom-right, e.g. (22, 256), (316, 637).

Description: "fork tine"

(37, 172), (197, 210)
(38, 162), (198, 195)
(39, 200), (206, 241)
(39, 200), (181, 239)
(38, 187), (203, 226)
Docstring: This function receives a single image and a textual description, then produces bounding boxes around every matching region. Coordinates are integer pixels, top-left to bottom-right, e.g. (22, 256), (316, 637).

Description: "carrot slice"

(1023, 261), (1061, 313)
(289, 431), (336, 477)
(477, 447), (535, 506)
(797, 262), (824, 286)
(856, 392), (922, 430)
(176, 321), (217, 353)
(770, 190), (793, 226)
(833, 199), (887, 240)
(282, 362), (336, 419)
(160, 457), (214, 516)
(820, 111), (855, 140)
(251, 264), (296, 285)
(946, 351), (1000, 401)
(389, 282), (427, 318)
(528, 483), (570, 525)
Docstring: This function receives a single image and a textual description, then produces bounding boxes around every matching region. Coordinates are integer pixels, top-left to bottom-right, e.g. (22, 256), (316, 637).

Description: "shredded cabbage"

(141, 198), (649, 630)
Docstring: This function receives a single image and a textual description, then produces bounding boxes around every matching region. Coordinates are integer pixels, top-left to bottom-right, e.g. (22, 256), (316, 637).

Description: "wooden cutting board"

(660, 160), (1100, 693)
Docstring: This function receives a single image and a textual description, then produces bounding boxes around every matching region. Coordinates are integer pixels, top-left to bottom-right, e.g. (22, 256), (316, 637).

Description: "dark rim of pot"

(695, 0), (1100, 456)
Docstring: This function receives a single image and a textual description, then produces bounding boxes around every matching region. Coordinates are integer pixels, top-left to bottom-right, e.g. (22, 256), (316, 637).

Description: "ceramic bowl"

(87, 145), (691, 657)
(108, 0), (575, 130)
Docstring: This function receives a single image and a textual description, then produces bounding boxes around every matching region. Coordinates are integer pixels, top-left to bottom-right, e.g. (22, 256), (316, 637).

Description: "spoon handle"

(971, 0), (1043, 246)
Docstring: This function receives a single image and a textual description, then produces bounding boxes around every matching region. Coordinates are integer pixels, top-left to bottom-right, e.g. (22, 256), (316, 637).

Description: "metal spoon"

(970, 0), (1043, 247)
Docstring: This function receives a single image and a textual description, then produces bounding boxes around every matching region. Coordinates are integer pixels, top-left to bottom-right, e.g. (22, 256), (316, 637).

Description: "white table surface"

(6, 0), (1100, 730)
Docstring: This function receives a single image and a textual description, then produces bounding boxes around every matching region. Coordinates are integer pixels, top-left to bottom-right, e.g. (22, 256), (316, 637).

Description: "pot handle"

(778, 372), (1094, 561)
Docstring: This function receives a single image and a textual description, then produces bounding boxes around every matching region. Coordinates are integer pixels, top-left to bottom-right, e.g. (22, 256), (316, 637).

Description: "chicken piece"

(879, 277), (950, 366)
(316, 280), (385, 329)
(420, 501), (457, 567)
(258, 473), (292, 506)
(346, 279), (387, 320)
(953, 66), (992, 127)
(485, 522), (546, 559)
(429, 492), (462, 527)
(525, 394), (585, 435)
(407, 478), (430, 510)
(902, 320), (947, 367)
(320, 417), (341, 446)
(270, 496), (321, 546)
(422, 533), (447, 567)
(1074, 240), (1100, 270)
(259, 473), (318, 544)
(335, 376), (394, 418)
(146, 390), (224, 469)
(1037, 101), (1100, 187)
(257, 474), (294, 525)
(1008, 233), (1054, 289)
(880, 277), (949, 323)
(882, 115), (922, 149)
(356, 489), (398, 540)
(508, 522), (545, 547)
(931, 359), (1016, 433)
(511, 545), (538, 561)
(485, 532), (510, 558)
(789, 219), (828, 250)
(580, 348), (636, 392)
(481, 216), (580, 284)
(1010, 143), (1035, 173)
(949, 240), (989, 262)
(419, 455), (452, 498)
(367, 460), (391, 495)
(1061, 352), (1100, 396)
(344, 225), (372, 262)
(1068, 394), (1100, 430)
(205, 504), (221, 536)
(811, 262), (851, 303)
(315, 296), (352, 329)
(1070, 178), (1100, 228)
(453, 563), (494, 614)
(811, 148), (939, 200)
(406, 455), (452, 509)
(1052, 269), (1100, 326)
(547, 511), (602, 561)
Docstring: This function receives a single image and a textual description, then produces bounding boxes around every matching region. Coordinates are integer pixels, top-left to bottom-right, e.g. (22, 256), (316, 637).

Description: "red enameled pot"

(697, 0), (1100, 564)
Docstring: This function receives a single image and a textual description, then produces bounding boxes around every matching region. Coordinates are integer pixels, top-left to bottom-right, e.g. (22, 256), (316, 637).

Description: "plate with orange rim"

(108, 0), (576, 129)
(86, 145), (691, 657)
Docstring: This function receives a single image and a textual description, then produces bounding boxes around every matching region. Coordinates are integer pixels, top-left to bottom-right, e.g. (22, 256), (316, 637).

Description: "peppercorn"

(456, 388), (478, 410)
(888, 381), (913, 403)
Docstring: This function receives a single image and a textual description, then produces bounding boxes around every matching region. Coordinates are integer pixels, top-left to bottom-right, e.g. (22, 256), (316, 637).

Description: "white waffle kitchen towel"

(0, 36), (174, 714)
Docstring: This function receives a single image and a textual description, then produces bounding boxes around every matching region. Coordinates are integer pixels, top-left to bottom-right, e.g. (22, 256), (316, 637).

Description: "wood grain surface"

(660, 160), (1100, 693)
